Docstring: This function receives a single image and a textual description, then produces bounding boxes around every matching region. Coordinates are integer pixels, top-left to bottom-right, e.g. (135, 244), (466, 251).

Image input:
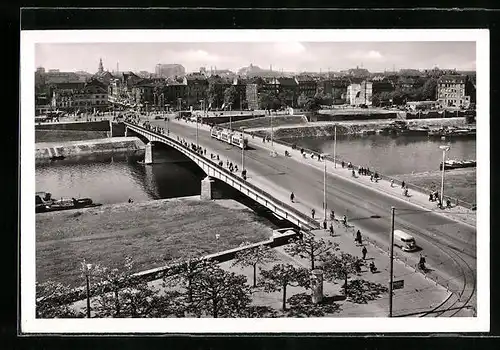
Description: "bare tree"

(285, 234), (339, 270)
(189, 262), (252, 318)
(232, 242), (277, 287)
(321, 252), (363, 296)
(259, 263), (310, 311)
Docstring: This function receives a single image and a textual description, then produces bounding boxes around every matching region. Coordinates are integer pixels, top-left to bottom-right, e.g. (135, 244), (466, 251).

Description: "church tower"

(98, 58), (104, 73)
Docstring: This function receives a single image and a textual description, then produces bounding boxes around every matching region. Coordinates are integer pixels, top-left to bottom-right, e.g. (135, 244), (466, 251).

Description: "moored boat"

(35, 191), (102, 213)
(439, 159), (476, 170)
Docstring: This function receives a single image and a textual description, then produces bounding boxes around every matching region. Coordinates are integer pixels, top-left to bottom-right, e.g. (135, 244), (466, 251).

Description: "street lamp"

(389, 206), (395, 317)
(333, 125), (337, 168)
(439, 145), (451, 206)
(81, 261), (93, 318)
(320, 153), (329, 221)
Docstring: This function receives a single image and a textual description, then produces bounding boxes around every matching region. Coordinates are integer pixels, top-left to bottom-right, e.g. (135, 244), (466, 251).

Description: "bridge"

(124, 121), (319, 231)
(124, 116), (477, 315)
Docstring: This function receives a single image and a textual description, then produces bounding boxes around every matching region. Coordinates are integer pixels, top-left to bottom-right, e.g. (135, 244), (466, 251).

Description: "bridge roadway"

(131, 118), (477, 314)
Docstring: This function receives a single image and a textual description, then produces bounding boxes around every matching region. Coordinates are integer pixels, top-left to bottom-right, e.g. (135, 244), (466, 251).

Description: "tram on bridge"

(210, 126), (248, 149)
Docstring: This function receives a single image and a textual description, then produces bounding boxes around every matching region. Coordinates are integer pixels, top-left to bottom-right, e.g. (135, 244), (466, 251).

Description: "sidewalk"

(224, 225), (450, 317)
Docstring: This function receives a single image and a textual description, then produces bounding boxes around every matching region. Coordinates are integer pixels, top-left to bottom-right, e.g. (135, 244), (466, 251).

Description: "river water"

(35, 135), (476, 205)
(286, 134), (476, 175)
(35, 145), (206, 205)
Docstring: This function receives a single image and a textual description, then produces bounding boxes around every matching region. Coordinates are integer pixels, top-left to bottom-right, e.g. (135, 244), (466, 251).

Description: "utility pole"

(323, 155), (327, 220)
(333, 125), (337, 168)
(389, 206), (395, 317)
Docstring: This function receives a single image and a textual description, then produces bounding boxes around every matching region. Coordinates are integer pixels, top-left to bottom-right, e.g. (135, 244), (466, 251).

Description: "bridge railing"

(124, 122), (320, 231)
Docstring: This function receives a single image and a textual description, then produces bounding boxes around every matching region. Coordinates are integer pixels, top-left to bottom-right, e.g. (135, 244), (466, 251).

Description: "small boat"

(35, 192), (101, 213)
(50, 155), (65, 161)
(439, 159), (476, 170)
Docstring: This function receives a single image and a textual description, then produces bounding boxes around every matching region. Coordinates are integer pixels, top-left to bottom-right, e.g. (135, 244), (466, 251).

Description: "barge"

(439, 159), (476, 170)
(35, 191), (102, 213)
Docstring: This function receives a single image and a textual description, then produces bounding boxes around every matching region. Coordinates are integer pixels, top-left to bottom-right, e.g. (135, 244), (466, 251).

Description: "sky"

(35, 41), (476, 74)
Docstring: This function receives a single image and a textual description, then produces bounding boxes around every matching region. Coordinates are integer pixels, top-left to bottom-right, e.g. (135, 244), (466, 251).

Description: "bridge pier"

(201, 176), (224, 200)
(144, 142), (153, 164)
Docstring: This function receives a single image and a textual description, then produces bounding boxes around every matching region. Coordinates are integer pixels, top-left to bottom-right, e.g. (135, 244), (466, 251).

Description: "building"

(318, 78), (349, 104)
(51, 79), (109, 112)
(185, 73), (209, 108)
(297, 76), (318, 99)
(155, 64), (186, 78)
(206, 75), (233, 109)
(108, 71), (142, 107)
(347, 81), (373, 106)
(437, 75), (474, 109)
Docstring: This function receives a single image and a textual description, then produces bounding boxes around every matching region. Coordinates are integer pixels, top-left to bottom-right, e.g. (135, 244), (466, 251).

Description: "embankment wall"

(35, 137), (145, 160)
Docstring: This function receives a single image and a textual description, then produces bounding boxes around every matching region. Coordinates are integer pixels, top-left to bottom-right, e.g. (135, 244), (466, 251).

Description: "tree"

(36, 281), (83, 318)
(162, 256), (212, 305)
(297, 93), (309, 108)
(344, 279), (389, 304)
(286, 292), (341, 317)
(232, 242), (277, 287)
(259, 263), (310, 310)
(207, 83), (221, 109)
(189, 262), (252, 318)
(224, 85), (238, 108)
(421, 78), (438, 100)
(285, 234), (339, 270)
(321, 252), (364, 296)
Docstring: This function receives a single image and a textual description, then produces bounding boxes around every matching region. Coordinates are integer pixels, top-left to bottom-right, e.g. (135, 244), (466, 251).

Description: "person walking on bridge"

(290, 192), (295, 203)
(311, 208), (316, 219)
(361, 246), (368, 260)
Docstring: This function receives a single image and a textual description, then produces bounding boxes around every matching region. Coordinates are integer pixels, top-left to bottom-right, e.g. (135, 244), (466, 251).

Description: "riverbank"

(392, 168), (476, 205)
(35, 136), (145, 160)
(36, 197), (275, 288)
(247, 117), (472, 138)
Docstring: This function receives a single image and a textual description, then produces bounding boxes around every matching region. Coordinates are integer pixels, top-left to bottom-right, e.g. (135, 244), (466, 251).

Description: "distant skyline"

(36, 42), (476, 74)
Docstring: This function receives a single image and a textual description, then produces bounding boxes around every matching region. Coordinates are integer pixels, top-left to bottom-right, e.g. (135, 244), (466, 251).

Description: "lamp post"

(321, 153), (329, 221)
(439, 145), (450, 206)
(241, 127), (246, 170)
(333, 125), (337, 168)
(81, 261), (93, 318)
(389, 206), (395, 317)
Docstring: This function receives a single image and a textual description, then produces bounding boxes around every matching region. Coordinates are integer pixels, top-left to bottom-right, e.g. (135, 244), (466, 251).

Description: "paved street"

(140, 116), (477, 315)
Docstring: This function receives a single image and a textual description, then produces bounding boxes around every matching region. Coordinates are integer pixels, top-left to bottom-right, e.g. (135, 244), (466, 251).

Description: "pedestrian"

(128, 198), (133, 203)
(341, 161), (345, 168)
(355, 230), (362, 245)
(329, 223), (334, 236)
(311, 208), (315, 219)
(290, 192), (295, 203)
(342, 215), (347, 226)
(323, 221), (327, 230)
(390, 179), (394, 187)
(370, 174), (373, 182)
(362, 246), (367, 260)
(401, 181), (406, 189)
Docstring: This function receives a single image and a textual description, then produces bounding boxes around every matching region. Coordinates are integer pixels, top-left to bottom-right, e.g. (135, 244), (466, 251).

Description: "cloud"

(348, 50), (385, 62)
(273, 42), (306, 55)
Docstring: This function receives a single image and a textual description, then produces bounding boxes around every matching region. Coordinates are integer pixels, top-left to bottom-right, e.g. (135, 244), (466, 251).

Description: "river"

(35, 135), (476, 205)
(285, 134), (476, 175)
(35, 145), (206, 205)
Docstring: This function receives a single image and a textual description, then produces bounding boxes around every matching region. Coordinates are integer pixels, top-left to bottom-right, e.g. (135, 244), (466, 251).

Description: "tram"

(210, 126), (248, 149)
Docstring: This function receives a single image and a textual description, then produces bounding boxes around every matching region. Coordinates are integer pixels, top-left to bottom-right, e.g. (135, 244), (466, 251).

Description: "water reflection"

(35, 148), (205, 205)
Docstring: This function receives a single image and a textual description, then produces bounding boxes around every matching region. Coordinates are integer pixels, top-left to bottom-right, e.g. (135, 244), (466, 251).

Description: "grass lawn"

(36, 197), (274, 288)
(393, 168), (476, 204)
(36, 130), (109, 143)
